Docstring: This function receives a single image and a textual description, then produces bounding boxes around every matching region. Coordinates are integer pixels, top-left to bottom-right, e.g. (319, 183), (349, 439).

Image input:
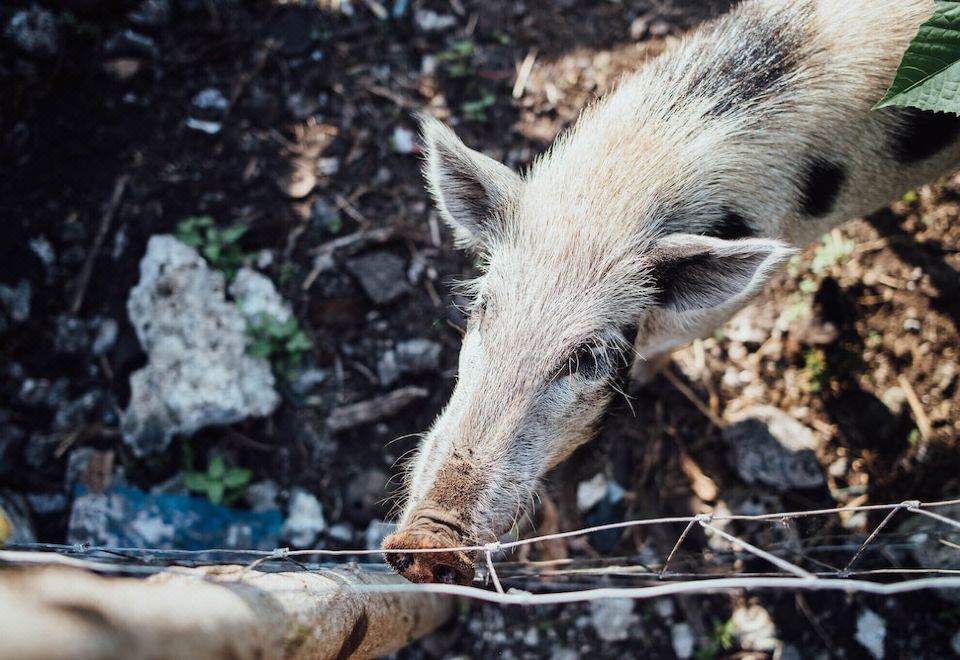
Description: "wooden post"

(0, 561), (454, 660)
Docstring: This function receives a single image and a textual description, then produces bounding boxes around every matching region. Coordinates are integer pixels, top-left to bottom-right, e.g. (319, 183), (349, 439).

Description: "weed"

(462, 92), (496, 122)
(907, 428), (921, 448)
(184, 455), (252, 506)
(694, 618), (735, 660)
(866, 330), (883, 349)
(246, 312), (313, 377)
(802, 348), (829, 394)
(799, 277), (818, 294)
(811, 232), (855, 274)
(902, 189), (919, 204)
(437, 39), (476, 78)
(175, 216), (249, 278)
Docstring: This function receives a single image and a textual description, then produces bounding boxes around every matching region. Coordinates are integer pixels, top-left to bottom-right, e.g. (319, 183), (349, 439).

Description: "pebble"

(732, 604), (778, 652)
(275, 161), (317, 199)
(392, 126), (416, 154)
(92, 318), (119, 356)
(413, 9), (457, 32)
(378, 339), (443, 386)
(670, 623), (694, 659)
(245, 480), (279, 513)
(346, 251), (410, 305)
(281, 487), (326, 548)
(577, 473), (609, 512)
(0, 280), (31, 324)
(951, 630), (960, 656)
(128, 0), (172, 30)
(855, 609), (886, 660)
(104, 29), (158, 58)
(5, 7), (59, 58)
(722, 406), (824, 491)
(589, 598), (638, 642)
(327, 523), (353, 543)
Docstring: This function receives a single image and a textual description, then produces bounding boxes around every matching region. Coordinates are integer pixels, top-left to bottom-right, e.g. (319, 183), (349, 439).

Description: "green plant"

(184, 455), (252, 505)
(462, 92), (496, 122)
(810, 233), (855, 274)
(907, 428), (922, 448)
(437, 39), (476, 78)
(246, 312), (313, 377)
(175, 216), (249, 278)
(694, 618), (735, 660)
(802, 348), (829, 394)
(875, 2), (960, 114)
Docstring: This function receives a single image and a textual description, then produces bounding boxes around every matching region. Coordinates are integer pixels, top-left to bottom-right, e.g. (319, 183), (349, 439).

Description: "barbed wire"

(2, 498), (958, 605)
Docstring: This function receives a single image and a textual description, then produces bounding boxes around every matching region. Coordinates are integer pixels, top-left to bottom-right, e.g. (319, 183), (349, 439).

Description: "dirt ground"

(1, 0), (958, 658)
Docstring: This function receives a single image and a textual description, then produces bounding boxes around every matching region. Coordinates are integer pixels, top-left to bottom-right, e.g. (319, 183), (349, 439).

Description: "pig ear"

(649, 234), (795, 312)
(419, 114), (523, 251)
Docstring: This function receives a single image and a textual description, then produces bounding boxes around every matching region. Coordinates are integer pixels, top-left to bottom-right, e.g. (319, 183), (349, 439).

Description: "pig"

(383, 0), (960, 584)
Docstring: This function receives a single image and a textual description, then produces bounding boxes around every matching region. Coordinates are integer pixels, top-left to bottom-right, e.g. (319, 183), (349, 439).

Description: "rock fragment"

(346, 251), (410, 305)
(589, 598), (638, 642)
(281, 487), (326, 548)
(121, 236), (279, 457)
(722, 406), (824, 491)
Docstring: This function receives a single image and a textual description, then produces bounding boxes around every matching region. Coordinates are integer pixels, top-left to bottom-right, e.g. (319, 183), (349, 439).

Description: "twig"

(661, 366), (727, 428)
(512, 48), (538, 99)
(327, 386), (429, 432)
(898, 374), (933, 441)
(359, 0), (388, 20)
(71, 174), (130, 314)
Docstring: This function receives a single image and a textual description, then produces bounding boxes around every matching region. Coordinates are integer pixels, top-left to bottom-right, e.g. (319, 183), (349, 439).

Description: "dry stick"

(841, 503), (909, 575)
(898, 374), (933, 441)
(71, 174), (130, 314)
(660, 366), (727, 428)
(0, 564), (453, 660)
(512, 48), (538, 99)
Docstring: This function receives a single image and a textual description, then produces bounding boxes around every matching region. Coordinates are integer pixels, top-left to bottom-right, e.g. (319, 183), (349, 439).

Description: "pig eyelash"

(551, 342), (606, 382)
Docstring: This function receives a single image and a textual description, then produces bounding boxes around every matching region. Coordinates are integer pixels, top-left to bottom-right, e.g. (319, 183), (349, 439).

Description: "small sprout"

(437, 39), (476, 78)
(245, 312), (313, 377)
(866, 330), (883, 349)
(175, 215), (250, 278)
(185, 455), (252, 505)
(907, 428), (921, 448)
(799, 277), (818, 294)
(694, 618), (735, 660)
(811, 233), (855, 275)
(802, 348), (828, 394)
(902, 189), (918, 204)
(461, 92), (496, 122)
(786, 298), (811, 323)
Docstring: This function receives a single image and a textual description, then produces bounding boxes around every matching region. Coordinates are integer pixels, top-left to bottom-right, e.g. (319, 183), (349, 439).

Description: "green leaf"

(875, 2), (960, 114)
(223, 467), (253, 488)
(220, 224), (248, 244)
(285, 330), (312, 353)
(247, 338), (274, 358)
(207, 481), (225, 505)
(208, 455), (226, 479)
(184, 472), (209, 492)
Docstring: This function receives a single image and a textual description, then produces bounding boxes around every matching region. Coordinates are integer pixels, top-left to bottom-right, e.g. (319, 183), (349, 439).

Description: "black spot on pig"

(888, 107), (960, 164)
(800, 159), (846, 217)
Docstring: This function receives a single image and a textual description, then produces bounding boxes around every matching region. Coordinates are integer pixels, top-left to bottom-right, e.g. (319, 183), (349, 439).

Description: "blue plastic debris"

(67, 484), (282, 551)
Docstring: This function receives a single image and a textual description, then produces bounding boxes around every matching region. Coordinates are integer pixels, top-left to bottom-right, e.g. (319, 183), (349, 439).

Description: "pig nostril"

(390, 552), (414, 573)
(433, 564), (458, 585)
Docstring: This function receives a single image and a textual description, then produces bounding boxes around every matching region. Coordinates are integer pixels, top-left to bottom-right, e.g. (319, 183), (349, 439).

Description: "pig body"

(384, 0), (960, 584)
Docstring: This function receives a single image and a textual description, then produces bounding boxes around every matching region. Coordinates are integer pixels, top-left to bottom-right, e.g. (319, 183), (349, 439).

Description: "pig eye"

(566, 344), (602, 380)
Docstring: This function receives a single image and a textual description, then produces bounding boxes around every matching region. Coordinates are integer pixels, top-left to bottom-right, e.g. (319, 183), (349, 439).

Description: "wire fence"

(3, 498), (959, 605)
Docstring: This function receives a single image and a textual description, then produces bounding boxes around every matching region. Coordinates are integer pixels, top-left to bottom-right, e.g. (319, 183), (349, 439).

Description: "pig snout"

(383, 514), (476, 585)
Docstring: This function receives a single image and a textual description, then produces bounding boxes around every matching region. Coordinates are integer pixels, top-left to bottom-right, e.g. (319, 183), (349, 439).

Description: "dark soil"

(1, 0), (957, 658)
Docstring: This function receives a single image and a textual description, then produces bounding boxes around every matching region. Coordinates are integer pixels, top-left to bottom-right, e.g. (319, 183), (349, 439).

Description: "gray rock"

(732, 604), (778, 652)
(26, 492), (68, 515)
(413, 8), (457, 31)
(29, 236), (55, 270)
(121, 236), (279, 457)
(855, 609), (886, 660)
(5, 7), (58, 57)
(129, 0), (171, 29)
(105, 29), (157, 58)
(0, 279), (31, 323)
(229, 267), (293, 325)
(722, 406), (824, 491)
(951, 630), (960, 657)
(327, 523), (353, 543)
(92, 318), (118, 355)
(346, 251), (410, 305)
(589, 598), (638, 642)
(365, 519), (396, 550)
(281, 487), (326, 548)
(671, 623), (694, 659)
(577, 473), (609, 512)
(0, 492), (35, 544)
(377, 338), (443, 385)
(245, 480), (280, 513)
